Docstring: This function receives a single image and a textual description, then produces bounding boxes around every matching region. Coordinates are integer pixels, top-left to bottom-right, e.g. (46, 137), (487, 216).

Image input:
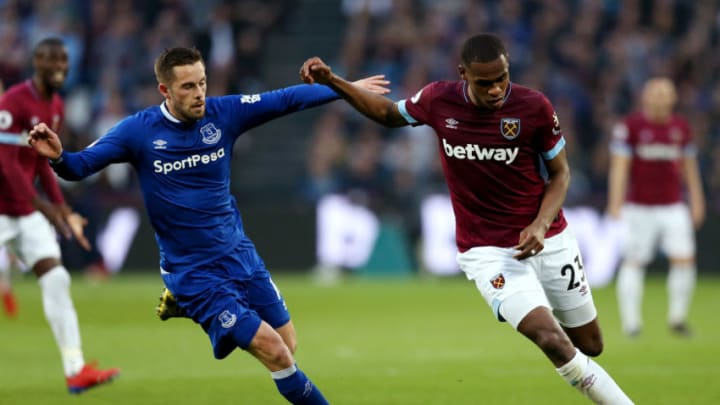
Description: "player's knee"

(249, 327), (295, 369)
(285, 338), (297, 354)
(533, 328), (575, 363)
(577, 336), (604, 357)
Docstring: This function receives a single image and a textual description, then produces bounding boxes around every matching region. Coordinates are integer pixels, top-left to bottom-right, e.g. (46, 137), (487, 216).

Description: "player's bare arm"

(514, 148), (570, 260)
(28, 122), (63, 160)
(606, 153), (631, 219)
(300, 57), (407, 127)
(682, 155), (706, 229)
(31, 197), (71, 239)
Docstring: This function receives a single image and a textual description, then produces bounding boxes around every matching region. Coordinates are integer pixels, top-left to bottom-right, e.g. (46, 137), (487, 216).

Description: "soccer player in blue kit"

(28, 46), (389, 404)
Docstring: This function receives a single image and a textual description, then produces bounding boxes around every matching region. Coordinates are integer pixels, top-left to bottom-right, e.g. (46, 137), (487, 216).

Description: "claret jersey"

(0, 80), (66, 215)
(610, 112), (693, 205)
(398, 81), (567, 251)
(52, 84), (338, 273)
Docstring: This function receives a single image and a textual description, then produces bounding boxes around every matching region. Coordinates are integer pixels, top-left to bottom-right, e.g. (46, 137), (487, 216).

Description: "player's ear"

(458, 64), (466, 80)
(157, 83), (169, 98)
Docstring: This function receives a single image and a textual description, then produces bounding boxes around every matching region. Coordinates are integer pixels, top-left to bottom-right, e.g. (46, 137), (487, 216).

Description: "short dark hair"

(154, 47), (204, 84)
(460, 33), (508, 65)
(33, 37), (65, 57)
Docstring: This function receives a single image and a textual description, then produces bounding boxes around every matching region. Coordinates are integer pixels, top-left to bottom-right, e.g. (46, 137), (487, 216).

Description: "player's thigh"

(621, 204), (660, 264)
(16, 213), (61, 268)
(0, 215), (20, 253)
(247, 267), (291, 330)
(162, 269), (262, 359)
(659, 203), (695, 259)
(457, 246), (549, 329)
(538, 229), (597, 328)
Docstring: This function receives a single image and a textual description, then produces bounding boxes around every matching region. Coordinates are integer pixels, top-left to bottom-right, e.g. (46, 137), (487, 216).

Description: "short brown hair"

(154, 47), (204, 84)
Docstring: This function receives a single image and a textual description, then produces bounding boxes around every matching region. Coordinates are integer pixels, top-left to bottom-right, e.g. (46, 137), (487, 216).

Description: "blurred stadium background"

(2, 1), (720, 403)
(3, 0), (720, 277)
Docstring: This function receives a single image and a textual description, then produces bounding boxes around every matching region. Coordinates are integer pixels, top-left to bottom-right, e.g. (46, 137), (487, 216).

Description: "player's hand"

(300, 57), (333, 85)
(513, 222), (546, 260)
(32, 198), (72, 240)
(28, 123), (63, 160)
(352, 75), (391, 95)
(65, 212), (91, 251)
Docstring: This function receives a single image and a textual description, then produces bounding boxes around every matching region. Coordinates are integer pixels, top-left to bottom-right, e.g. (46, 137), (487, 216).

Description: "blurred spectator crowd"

(302, 0), (720, 217)
(2, 0), (720, 271)
(0, 0), (293, 270)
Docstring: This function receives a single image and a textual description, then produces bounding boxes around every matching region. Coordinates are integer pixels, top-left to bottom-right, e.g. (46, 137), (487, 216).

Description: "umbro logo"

(445, 118), (459, 129)
(153, 139), (168, 150)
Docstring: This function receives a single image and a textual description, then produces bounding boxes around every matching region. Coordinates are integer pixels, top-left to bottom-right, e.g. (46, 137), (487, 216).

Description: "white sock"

(667, 264), (695, 325)
(616, 263), (644, 333)
(38, 266), (85, 376)
(556, 349), (634, 404)
(0, 247), (10, 287)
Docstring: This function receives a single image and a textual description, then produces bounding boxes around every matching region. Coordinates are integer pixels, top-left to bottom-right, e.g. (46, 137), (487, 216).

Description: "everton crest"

(200, 123), (222, 145)
(500, 118), (521, 140)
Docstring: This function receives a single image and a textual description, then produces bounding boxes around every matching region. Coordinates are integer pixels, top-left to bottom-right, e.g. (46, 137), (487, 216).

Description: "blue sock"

(271, 365), (329, 405)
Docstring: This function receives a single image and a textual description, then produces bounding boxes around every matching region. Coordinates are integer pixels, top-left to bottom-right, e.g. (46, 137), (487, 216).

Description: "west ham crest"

(500, 118), (521, 140)
(490, 273), (506, 289)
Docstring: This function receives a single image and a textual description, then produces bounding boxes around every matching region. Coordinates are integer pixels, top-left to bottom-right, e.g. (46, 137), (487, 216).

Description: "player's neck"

(31, 77), (54, 100)
(643, 110), (671, 124)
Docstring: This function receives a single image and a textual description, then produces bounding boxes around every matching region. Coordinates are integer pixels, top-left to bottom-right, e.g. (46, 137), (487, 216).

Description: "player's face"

(163, 61), (207, 122)
(34, 45), (69, 92)
(642, 78), (676, 122)
(459, 55), (510, 110)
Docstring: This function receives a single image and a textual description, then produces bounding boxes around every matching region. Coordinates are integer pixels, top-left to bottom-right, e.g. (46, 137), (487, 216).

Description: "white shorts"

(457, 228), (596, 329)
(621, 203), (694, 264)
(0, 212), (61, 269)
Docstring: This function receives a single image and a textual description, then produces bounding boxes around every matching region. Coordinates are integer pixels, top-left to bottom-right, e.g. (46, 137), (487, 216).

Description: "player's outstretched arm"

(28, 122), (63, 160)
(300, 57), (408, 128)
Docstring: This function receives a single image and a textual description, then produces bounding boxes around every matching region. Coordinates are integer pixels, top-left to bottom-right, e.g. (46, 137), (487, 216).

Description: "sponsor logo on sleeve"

(0, 110), (12, 129)
(410, 88), (424, 104)
(240, 94), (261, 104)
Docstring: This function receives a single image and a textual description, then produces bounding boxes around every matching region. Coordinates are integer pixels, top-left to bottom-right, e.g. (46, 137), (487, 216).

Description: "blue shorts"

(161, 244), (290, 359)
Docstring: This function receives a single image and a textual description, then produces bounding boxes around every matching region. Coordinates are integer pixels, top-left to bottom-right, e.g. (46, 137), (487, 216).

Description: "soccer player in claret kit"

(607, 77), (705, 338)
(29, 46), (389, 404)
(0, 37), (120, 393)
(300, 33), (634, 404)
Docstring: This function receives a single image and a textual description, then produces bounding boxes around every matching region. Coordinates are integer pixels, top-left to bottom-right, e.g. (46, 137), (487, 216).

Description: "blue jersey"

(51, 84), (338, 274)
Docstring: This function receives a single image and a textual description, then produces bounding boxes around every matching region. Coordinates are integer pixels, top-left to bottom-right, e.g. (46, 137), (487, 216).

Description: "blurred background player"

(301, 33), (633, 404)
(0, 37), (119, 393)
(607, 77), (705, 338)
(0, 246), (26, 317)
(30, 46), (389, 404)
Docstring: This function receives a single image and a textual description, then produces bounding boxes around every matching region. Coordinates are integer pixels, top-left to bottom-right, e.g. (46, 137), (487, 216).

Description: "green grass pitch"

(1, 272), (719, 404)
